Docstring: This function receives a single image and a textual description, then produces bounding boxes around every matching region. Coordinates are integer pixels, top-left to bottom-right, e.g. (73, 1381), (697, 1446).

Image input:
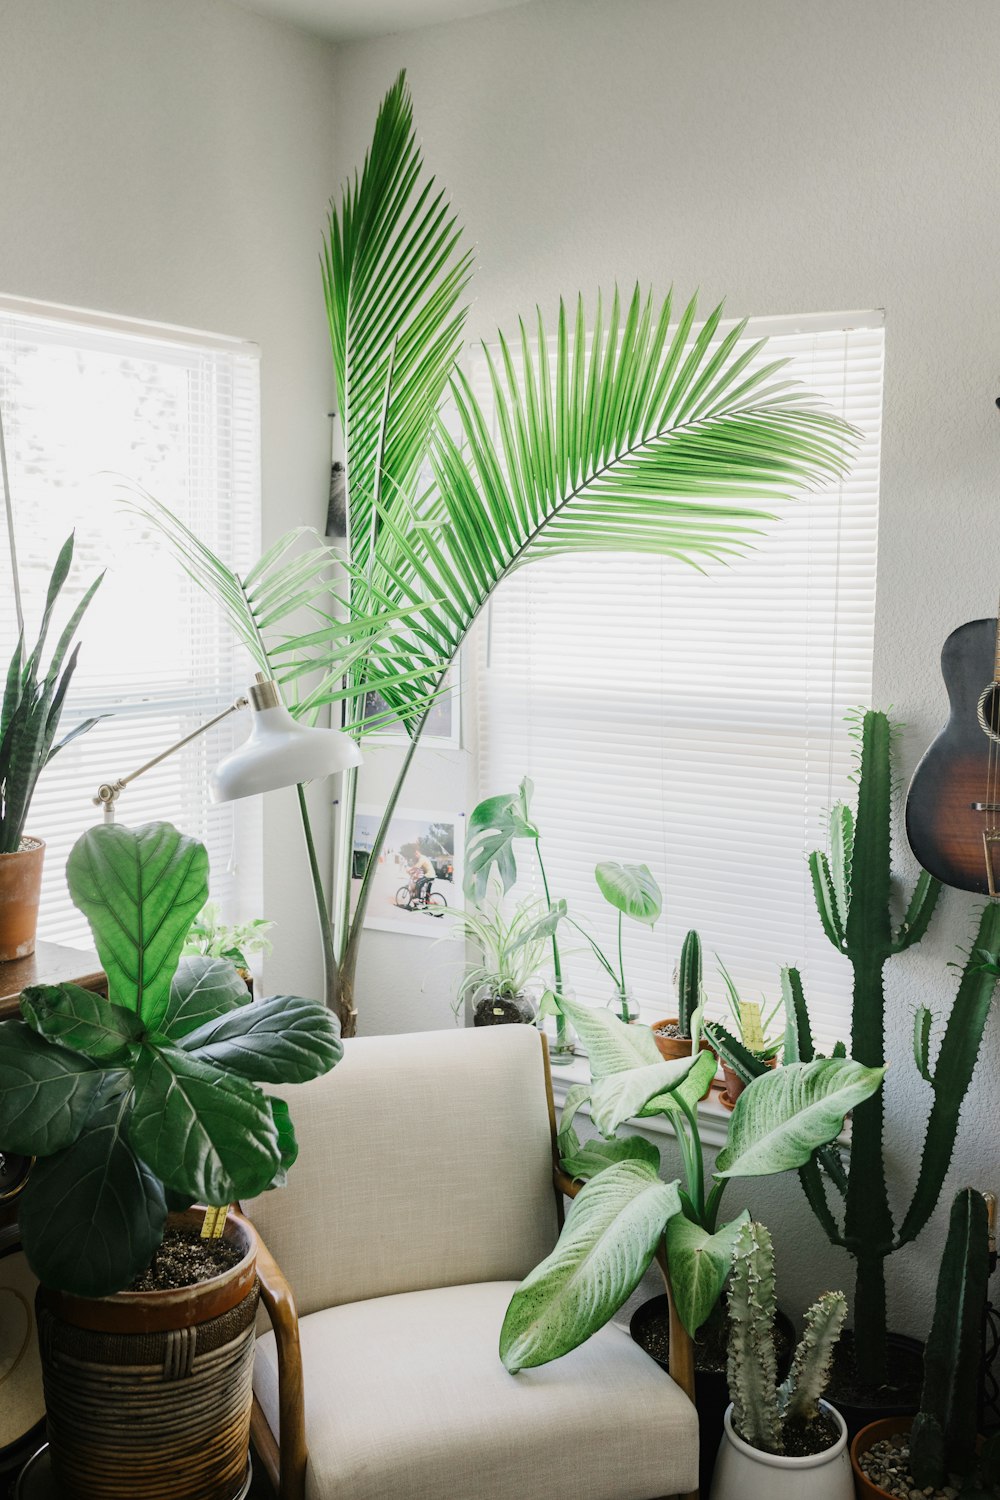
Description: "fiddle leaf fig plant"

(0, 821), (341, 1298)
(500, 994), (883, 1372)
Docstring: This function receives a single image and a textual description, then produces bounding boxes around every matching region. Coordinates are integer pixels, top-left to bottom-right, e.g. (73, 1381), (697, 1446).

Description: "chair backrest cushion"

(242, 1025), (559, 1316)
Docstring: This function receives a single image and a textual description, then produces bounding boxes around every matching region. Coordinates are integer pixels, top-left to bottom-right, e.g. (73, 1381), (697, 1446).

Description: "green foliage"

(0, 533), (103, 851)
(716, 957), (784, 1059)
(802, 708), (999, 1388)
(182, 900), (274, 974)
(594, 862), (662, 924)
(0, 822), (341, 1297)
(500, 997), (880, 1362)
(444, 882), (550, 1015)
(677, 928), (702, 1037)
(727, 1219), (847, 1454)
(909, 1189), (990, 1490)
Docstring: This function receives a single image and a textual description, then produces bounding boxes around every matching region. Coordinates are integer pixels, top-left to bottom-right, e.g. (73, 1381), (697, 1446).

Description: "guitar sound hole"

(977, 685), (1000, 743)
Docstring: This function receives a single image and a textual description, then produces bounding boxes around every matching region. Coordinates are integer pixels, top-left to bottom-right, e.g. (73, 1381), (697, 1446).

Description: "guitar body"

(906, 618), (1000, 894)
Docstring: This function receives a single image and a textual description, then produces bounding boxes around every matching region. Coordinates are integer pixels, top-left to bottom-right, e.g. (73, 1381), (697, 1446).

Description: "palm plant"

(134, 72), (857, 1035)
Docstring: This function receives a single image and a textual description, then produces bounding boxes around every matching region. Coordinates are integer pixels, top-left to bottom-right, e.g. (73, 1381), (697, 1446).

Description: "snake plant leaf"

(464, 778), (538, 900)
(129, 1043), (280, 1202)
(594, 861), (662, 924)
(715, 1058), (885, 1178)
(554, 993), (662, 1077)
(20, 983), (144, 1064)
(156, 956), (252, 1041)
(560, 1134), (661, 1182)
(264, 1097), (299, 1190)
(178, 994), (343, 1083)
(66, 822), (209, 1032)
(666, 1209), (751, 1337)
(17, 1096), (166, 1297)
(0, 1018), (106, 1155)
(500, 1160), (680, 1372)
(590, 1055), (701, 1137)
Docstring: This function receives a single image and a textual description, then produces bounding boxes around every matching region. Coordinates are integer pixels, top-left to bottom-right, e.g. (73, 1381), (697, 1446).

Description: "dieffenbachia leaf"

(560, 1134), (660, 1182)
(129, 1043), (280, 1202)
(20, 983), (144, 1064)
(714, 1058), (885, 1178)
(158, 956), (251, 1041)
(594, 861), (662, 924)
(500, 1159), (680, 1372)
(665, 1209), (750, 1337)
(638, 1047), (717, 1120)
(178, 994), (342, 1083)
(0, 1018), (105, 1155)
(589, 1054), (700, 1137)
(17, 1096), (166, 1297)
(66, 822), (209, 1030)
(554, 994), (662, 1077)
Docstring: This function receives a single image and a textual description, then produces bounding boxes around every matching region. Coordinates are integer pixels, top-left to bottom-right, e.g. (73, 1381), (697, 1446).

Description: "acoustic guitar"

(906, 617), (1000, 894)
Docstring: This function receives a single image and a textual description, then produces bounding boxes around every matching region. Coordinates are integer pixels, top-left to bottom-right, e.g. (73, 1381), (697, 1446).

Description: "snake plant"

(129, 71), (857, 1035)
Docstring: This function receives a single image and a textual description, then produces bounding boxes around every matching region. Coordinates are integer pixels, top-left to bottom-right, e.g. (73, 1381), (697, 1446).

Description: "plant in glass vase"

(444, 878), (548, 1025)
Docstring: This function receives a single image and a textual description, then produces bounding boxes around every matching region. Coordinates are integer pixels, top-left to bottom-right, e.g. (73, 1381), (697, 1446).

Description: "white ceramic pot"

(709, 1400), (853, 1500)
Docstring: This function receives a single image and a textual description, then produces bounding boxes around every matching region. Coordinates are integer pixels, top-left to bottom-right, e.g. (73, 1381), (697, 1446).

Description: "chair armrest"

(231, 1208), (307, 1500)
(552, 1167), (697, 1408)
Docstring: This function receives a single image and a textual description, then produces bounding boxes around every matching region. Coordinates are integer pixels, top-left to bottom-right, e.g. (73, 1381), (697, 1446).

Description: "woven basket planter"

(35, 1208), (258, 1500)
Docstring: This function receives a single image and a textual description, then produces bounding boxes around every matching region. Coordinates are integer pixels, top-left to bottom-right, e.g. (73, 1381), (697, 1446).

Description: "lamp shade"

(210, 701), (361, 804)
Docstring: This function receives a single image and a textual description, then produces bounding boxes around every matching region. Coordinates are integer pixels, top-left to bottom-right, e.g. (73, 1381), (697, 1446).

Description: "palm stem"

(296, 784), (338, 1019)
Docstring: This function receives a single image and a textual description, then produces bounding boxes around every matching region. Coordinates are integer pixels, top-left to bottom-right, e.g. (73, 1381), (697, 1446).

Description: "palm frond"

(353, 284), (859, 727)
(323, 69), (474, 575)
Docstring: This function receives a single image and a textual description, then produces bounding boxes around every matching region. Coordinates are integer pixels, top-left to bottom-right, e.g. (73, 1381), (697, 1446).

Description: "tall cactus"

(727, 1219), (847, 1454)
(909, 1189), (989, 1489)
(804, 709), (1000, 1388)
(677, 928), (702, 1036)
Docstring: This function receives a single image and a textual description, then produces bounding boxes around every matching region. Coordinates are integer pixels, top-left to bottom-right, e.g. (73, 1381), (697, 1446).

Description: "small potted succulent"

(446, 881), (548, 1025)
(851, 1187), (1000, 1500)
(182, 899), (275, 989)
(710, 1218), (851, 1499)
(710, 957), (784, 1108)
(0, 819), (341, 1500)
(0, 532), (102, 959)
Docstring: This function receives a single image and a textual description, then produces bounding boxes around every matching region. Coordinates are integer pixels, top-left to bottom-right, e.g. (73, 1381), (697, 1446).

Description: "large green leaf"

(638, 1046), (718, 1120)
(589, 1054), (700, 1137)
(666, 1210), (750, 1337)
(594, 861), (662, 924)
(560, 1133), (661, 1182)
(464, 778), (537, 901)
(18, 1097), (166, 1297)
(20, 983), (144, 1064)
(129, 1044), (280, 1202)
(0, 1018), (105, 1155)
(265, 1097), (299, 1189)
(158, 956), (251, 1041)
(714, 1058), (885, 1178)
(554, 994), (662, 1077)
(179, 994), (342, 1083)
(500, 1160), (680, 1372)
(66, 822), (209, 1031)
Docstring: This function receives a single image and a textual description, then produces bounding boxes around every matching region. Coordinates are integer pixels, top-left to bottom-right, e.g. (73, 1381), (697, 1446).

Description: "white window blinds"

(0, 297), (261, 946)
(473, 313), (883, 1048)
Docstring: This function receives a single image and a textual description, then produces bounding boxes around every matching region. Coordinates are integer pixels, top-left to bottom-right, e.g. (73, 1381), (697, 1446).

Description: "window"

(0, 296), (261, 946)
(473, 313), (883, 1047)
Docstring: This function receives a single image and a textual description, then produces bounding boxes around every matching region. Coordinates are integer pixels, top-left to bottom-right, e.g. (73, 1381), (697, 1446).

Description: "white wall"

(0, 0), (339, 1003)
(332, 0), (1000, 1329)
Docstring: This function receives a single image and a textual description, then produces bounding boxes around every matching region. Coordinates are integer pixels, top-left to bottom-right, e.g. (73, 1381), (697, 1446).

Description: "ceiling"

(231, 0), (531, 42)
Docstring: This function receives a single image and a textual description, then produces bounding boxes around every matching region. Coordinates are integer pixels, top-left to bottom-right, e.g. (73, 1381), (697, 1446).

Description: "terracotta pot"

(649, 1016), (715, 1099)
(719, 1054), (777, 1111)
(36, 1208), (258, 1500)
(0, 838), (45, 962)
(849, 1416), (912, 1499)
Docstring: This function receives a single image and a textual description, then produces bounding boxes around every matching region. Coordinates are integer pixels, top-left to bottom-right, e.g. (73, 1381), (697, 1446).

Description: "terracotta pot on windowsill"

(0, 837), (45, 962)
(650, 1017), (715, 1099)
(718, 1054), (777, 1110)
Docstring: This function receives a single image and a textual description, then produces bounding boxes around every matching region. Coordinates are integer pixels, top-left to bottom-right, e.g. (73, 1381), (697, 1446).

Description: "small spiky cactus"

(677, 928), (701, 1037)
(727, 1219), (847, 1455)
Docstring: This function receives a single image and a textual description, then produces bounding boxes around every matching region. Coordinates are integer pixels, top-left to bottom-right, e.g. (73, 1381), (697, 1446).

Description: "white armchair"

(239, 1025), (699, 1500)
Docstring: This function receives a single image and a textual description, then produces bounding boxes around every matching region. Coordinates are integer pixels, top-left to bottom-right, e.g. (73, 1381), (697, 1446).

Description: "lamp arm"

(94, 696), (249, 822)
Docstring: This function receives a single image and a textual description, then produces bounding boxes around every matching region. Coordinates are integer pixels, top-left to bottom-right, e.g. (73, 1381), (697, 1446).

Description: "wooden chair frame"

(238, 1033), (699, 1500)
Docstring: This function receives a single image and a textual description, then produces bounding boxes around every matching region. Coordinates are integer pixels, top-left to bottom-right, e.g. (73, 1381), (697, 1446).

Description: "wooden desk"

(0, 940), (105, 1022)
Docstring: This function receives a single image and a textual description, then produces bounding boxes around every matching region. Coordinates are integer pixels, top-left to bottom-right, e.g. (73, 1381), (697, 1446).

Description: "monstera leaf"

(67, 822), (209, 1031)
(500, 1159), (680, 1372)
(594, 861), (662, 924)
(464, 777), (537, 901)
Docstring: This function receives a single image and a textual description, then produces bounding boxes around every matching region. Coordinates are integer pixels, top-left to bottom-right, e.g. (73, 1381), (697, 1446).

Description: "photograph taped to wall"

(351, 805), (464, 936)
(360, 658), (461, 748)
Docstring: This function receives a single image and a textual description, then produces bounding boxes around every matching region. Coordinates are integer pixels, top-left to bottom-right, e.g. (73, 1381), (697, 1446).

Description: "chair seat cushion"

(253, 1280), (698, 1500)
